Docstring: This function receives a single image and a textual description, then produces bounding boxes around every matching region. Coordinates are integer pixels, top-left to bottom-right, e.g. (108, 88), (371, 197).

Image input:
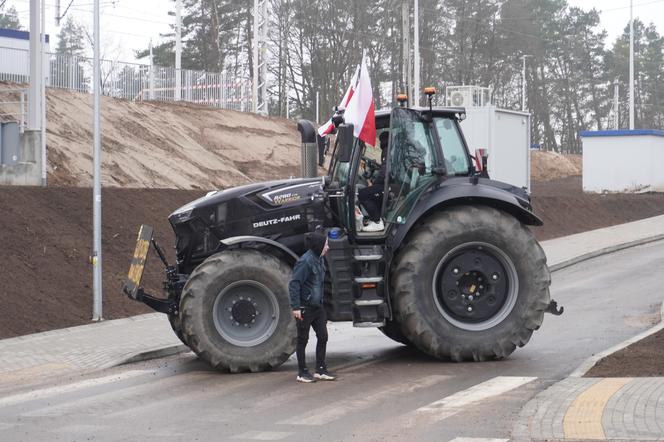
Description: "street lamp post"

(521, 54), (530, 112)
(92, 0), (103, 321)
(629, 0), (635, 129)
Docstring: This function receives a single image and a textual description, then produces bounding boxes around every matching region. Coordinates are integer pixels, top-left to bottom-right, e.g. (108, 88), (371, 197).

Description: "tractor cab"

(327, 105), (472, 240)
(323, 103), (474, 326)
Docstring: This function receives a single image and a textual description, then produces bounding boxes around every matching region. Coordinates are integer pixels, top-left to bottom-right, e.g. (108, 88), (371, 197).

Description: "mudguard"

(220, 235), (299, 265)
(388, 178), (543, 252)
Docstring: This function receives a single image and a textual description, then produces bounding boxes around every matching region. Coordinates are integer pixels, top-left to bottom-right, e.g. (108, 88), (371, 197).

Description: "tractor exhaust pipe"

(297, 119), (318, 178)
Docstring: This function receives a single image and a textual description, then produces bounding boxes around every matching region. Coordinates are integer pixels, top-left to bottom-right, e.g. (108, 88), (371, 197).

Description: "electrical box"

(460, 106), (531, 191)
(1, 122), (19, 166)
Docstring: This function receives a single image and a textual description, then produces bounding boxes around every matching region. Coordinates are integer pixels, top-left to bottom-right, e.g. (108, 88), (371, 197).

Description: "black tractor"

(123, 99), (559, 372)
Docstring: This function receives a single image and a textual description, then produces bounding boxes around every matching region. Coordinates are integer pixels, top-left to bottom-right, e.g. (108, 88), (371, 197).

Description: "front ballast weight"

(122, 224), (182, 316)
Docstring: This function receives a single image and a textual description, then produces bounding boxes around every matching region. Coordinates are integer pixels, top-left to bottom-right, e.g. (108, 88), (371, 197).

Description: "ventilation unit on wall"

(446, 85), (491, 108)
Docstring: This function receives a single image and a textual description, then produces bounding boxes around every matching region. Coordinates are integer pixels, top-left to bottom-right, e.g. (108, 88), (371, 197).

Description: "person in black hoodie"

(289, 231), (336, 383)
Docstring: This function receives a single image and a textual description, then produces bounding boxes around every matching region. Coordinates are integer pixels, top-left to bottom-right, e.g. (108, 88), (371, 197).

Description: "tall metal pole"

(259, 0), (268, 115)
(28, 0), (40, 130)
(40, 0), (46, 186)
(149, 39), (154, 100)
(413, 0), (420, 106)
(315, 91), (319, 124)
(401, 0), (409, 104)
(252, 0), (259, 113)
(175, 0), (182, 101)
(629, 0), (635, 129)
(92, 0), (103, 321)
(521, 55), (530, 112)
(613, 78), (620, 129)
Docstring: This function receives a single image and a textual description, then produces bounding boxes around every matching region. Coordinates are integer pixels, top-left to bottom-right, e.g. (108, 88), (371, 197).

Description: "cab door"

(382, 108), (442, 226)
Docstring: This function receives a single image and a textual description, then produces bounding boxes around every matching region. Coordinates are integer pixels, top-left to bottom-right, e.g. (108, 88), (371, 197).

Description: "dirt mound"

(530, 151), (582, 181)
(43, 88), (301, 189)
(0, 186), (202, 338)
(529, 176), (664, 240)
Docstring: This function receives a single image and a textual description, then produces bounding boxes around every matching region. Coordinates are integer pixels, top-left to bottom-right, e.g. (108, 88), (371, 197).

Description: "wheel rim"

(432, 242), (519, 331)
(212, 280), (280, 347)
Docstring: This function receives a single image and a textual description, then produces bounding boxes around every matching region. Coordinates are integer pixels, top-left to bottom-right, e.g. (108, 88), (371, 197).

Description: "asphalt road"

(1, 241), (663, 442)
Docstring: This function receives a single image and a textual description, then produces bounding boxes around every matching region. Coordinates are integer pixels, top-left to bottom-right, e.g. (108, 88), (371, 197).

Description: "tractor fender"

(219, 235), (299, 266)
(388, 181), (543, 252)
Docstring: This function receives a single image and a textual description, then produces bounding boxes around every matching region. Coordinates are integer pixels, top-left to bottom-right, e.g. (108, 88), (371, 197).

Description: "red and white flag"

(317, 65), (360, 137)
(344, 54), (376, 146)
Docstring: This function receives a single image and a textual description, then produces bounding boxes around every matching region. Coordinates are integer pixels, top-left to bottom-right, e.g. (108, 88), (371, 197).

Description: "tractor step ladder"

(351, 246), (389, 327)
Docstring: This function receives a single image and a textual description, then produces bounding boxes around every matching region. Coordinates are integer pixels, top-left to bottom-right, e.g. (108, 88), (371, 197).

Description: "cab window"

(434, 117), (470, 175)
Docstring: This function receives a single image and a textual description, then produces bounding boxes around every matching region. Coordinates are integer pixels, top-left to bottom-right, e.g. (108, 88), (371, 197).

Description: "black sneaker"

(314, 368), (336, 381)
(296, 371), (316, 383)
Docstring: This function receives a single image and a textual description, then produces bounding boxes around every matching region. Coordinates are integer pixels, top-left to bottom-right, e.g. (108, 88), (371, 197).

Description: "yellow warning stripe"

(563, 377), (632, 440)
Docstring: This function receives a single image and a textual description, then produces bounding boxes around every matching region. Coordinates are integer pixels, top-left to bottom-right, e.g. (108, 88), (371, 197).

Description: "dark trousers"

(358, 185), (384, 222)
(296, 306), (328, 374)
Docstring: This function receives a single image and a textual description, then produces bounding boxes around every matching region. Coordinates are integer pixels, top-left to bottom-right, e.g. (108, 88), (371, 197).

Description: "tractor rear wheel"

(179, 249), (296, 372)
(392, 205), (550, 361)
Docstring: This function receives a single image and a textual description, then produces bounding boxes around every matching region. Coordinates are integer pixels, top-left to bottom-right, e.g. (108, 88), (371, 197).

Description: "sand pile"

(44, 88), (301, 189)
(530, 150), (582, 181)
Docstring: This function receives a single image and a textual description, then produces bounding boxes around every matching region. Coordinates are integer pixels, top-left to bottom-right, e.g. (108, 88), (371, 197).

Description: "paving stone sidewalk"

(514, 377), (664, 441)
(0, 314), (184, 379)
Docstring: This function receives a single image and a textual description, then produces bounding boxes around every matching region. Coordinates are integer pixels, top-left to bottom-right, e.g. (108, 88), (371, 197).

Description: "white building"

(581, 130), (664, 193)
(0, 28), (51, 83)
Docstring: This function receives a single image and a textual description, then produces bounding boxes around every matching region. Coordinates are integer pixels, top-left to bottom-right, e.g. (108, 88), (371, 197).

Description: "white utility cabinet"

(460, 106), (531, 191)
(581, 130), (664, 193)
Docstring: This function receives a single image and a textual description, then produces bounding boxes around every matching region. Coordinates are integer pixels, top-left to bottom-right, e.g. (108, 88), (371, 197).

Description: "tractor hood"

(168, 177), (325, 226)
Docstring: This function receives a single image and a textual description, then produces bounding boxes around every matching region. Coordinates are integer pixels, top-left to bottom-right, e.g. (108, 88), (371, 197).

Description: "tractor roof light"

(396, 94), (408, 107)
(424, 87), (436, 112)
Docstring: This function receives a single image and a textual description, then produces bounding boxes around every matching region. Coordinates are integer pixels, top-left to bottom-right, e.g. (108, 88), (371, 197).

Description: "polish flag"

(344, 54), (376, 146)
(317, 65), (360, 137)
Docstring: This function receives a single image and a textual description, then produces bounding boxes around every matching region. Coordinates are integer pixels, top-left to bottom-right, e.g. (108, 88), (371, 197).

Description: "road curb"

(549, 234), (664, 273)
(569, 300), (664, 378)
(104, 344), (190, 369)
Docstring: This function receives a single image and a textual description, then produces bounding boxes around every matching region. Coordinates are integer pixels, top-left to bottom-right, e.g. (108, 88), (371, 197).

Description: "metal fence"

(0, 46), (252, 112)
(0, 87), (27, 132)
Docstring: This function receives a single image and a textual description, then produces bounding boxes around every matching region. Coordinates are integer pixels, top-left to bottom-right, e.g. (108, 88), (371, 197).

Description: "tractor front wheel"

(179, 249), (296, 372)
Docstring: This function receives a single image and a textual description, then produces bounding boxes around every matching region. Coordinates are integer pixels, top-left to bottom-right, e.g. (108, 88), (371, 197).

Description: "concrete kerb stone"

(103, 344), (191, 369)
(549, 234), (664, 272)
(569, 300), (664, 378)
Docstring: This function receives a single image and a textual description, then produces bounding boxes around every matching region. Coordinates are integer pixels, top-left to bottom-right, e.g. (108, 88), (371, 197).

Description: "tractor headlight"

(170, 207), (194, 224)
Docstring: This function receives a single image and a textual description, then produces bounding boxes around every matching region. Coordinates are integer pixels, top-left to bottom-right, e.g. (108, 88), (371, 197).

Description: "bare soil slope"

(44, 88), (301, 188)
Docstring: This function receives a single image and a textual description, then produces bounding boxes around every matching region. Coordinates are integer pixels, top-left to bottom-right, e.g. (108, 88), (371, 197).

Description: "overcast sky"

(6, 0), (664, 64)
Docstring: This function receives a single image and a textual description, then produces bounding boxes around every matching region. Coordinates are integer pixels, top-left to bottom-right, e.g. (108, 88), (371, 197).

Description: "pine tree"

(0, 5), (21, 30)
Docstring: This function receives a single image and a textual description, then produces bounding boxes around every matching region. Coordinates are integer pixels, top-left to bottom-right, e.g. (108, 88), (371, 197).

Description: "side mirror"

(474, 148), (489, 178)
(336, 124), (355, 162)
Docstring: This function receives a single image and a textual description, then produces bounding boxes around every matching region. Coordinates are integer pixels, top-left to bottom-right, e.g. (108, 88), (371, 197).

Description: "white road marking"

(418, 376), (536, 413)
(406, 376), (536, 426)
(0, 370), (152, 408)
(448, 438), (509, 442)
(231, 431), (294, 440)
(278, 375), (450, 426)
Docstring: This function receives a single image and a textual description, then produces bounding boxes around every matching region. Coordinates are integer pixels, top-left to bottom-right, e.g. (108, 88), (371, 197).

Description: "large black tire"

(179, 249), (296, 372)
(392, 205), (550, 361)
(379, 319), (414, 347)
